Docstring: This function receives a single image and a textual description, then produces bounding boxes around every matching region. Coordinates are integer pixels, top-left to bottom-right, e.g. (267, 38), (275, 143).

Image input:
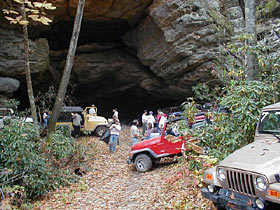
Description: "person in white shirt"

(89, 106), (96, 114)
(146, 111), (155, 127)
(142, 110), (148, 135)
(42, 110), (49, 130)
(109, 119), (121, 152)
(112, 108), (118, 119)
(158, 111), (167, 134)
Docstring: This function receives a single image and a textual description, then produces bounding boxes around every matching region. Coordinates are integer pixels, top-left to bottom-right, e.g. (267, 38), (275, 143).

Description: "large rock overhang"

(0, 0), (257, 118)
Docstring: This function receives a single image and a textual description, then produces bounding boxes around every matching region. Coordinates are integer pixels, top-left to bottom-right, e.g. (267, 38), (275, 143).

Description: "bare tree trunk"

(48, 0), (85, 132)
(21, 3), (38, 124)
(245, 0), (258, 80)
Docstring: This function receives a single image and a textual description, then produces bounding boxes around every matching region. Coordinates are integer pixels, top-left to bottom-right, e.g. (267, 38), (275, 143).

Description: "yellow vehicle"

(55, 105), (109, 136)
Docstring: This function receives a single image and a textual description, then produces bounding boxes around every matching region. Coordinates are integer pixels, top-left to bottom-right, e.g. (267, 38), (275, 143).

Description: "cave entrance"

(14, 17), (186, 123)
(76, 90), (183, 124)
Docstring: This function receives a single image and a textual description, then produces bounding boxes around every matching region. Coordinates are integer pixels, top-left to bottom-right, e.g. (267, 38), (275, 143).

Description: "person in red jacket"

(156, 109), (167, 132)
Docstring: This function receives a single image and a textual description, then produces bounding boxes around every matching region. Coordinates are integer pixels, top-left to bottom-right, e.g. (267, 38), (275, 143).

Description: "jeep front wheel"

(134, 154), (152, 172)
(95, 126), (108, 137)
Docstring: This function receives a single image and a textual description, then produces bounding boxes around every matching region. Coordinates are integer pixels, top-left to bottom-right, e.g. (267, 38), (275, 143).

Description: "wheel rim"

(98, 127), (106, 136)
(136, 159), (146, 170)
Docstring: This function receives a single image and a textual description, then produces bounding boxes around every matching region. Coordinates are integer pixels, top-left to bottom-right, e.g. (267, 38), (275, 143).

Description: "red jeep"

(128, 118), (190, 172)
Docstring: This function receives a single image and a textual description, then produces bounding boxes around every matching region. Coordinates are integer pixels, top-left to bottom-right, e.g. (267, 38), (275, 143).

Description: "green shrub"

(184, 81), (277, 161)
(0, 118), (79, 199)
(181, 35), (280, 161)
(46, 131), (76, 160)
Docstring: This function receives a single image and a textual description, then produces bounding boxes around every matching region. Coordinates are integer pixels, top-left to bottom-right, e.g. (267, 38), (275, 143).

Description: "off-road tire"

(95, 126), (108, 137)
(134, 154), (152, 172)
(214, 203), (225, 210)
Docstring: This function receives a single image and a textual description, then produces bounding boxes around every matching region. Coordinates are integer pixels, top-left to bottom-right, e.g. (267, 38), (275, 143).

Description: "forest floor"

(38, 126), (213, 210)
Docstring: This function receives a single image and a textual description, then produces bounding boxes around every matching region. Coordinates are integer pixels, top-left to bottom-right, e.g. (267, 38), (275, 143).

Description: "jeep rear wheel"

(95, 126), (108, 137)
(134, 154), (152, 172)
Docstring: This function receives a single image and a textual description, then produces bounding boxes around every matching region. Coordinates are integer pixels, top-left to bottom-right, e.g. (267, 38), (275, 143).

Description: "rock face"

(0, 28), (49, 76)
(52, 0), (153, 27)
(0, 77), (20, 93)
(50, 43), (165, 101)
(0, 77), (20, 106)
(0, 0), (280, 112)
(72, 48), (155, 95)
(123, 0), (220, 99)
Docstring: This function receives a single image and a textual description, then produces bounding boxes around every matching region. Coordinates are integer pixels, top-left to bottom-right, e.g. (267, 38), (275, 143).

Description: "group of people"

(41, 108), (83, 138)
(141, 109), (167, 136)
(42, 106), (170, 154)
(127, 109), (168, 148)
(108, 108), (169, 153)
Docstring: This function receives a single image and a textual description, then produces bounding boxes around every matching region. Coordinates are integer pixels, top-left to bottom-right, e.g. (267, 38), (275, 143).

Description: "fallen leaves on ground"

(38, 126), (214, 210)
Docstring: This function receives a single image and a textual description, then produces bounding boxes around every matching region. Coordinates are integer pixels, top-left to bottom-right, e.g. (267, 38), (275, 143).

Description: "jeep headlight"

(255, 176), (267, 191)
(217, 168), (226, 181)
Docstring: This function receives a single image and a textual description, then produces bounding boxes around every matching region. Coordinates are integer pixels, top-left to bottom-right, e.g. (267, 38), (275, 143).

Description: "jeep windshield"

(258, 110), (280, 134)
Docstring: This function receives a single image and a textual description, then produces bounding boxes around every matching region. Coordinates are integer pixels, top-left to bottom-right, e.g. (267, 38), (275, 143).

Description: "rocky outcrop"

(0, 77), (20, 106)
(0, 77), (20, 93)
(1, 0), (280, 112)
(52, 0), (152, 27)
(0, 28), (49, 76)
(71, 47), (164, 97)
(123, 0), (220, 99)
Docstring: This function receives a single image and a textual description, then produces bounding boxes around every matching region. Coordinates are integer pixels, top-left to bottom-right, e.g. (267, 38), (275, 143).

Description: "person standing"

(141, 110), (148, 135)
(108, 119), (121, 153)
(158, 111), (167, 134)
(89, 105), (96, 114)
(112, 108), (119, 119)
(156, 109), (161, 132)
(146, 111), (155, 127)
(130, 119), (140, 146)
(42, 109), (49, 130)
(72, 112), (82, 138)
(144, 122), (153, 139)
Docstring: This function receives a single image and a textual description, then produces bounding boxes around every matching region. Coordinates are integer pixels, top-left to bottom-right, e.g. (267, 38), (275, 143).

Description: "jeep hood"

(131, 136), (161, 150)
(88, 116), (108, 123)
(219, 140), (280, 178)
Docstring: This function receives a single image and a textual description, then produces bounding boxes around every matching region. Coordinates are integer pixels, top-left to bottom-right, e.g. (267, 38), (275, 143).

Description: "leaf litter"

(38, 126), (213, 210)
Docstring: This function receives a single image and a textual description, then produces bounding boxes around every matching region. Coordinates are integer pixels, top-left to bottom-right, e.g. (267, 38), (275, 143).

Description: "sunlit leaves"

(33, 2), (56, 10)
(2, 9), (19, 15)
(2, 0), (56, 26)
(13, 0), (24, 4)
(19, 20), (29, 25)
(4, 15), (29, 25)
(28, 15), (52, 25)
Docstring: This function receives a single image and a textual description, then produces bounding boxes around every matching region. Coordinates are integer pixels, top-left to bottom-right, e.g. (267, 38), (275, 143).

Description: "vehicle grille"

(226, 169), (256, 196)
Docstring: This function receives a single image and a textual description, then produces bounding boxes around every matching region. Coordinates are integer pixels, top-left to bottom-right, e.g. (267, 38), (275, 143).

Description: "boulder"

(0, 77), (20, 93)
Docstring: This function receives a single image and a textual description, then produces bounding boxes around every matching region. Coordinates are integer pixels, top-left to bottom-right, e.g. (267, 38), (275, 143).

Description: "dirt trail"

(39, 126), (169, 210)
